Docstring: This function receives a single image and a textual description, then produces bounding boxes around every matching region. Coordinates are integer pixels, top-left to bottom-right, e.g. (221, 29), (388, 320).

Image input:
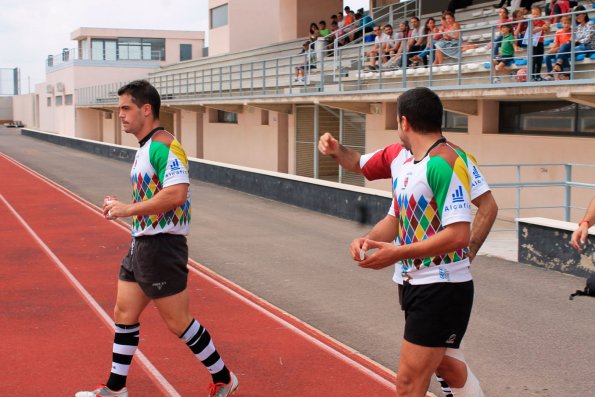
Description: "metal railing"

(75, 9), (595, 105)
(46, 47), (163, 70)
(481, 163), (595, 230)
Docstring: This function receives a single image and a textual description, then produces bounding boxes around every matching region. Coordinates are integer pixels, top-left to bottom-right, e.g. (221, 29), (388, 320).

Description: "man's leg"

(105, 280), (151, 392)
(396, 340), (445, 397)
(436, 349), (484, 397)
(154, 289), (233, 385)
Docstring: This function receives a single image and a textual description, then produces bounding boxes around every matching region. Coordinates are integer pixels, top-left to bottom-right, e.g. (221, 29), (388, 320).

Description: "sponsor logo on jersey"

(446, 334), (457, 344)
(452, 186), (465, 203)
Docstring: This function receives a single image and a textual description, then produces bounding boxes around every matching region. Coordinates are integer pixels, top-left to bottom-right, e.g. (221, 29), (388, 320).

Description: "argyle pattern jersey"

(387, 142), (488, 285)
(130, 130), (190, 237)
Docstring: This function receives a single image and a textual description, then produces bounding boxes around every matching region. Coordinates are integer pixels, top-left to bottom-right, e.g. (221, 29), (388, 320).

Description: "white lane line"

(0, 193), (181, 397)
(1, 152), (396, 389)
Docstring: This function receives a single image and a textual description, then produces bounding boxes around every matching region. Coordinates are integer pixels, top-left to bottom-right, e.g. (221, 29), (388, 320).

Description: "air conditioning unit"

(46, 84), (54, 94)
(56, 82), (65, 92)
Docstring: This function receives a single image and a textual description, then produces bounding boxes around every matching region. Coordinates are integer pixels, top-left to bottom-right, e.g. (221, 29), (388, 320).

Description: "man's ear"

(400, 115), (410, 131)
(142, 104), (152, 117)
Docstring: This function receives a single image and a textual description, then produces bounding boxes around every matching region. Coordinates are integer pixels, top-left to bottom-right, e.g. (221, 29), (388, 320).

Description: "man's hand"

(356, 239), (399, 270)
(103, 199), (132, 220)
(570, 223), (589, 251)
(318, 132), (340, 156)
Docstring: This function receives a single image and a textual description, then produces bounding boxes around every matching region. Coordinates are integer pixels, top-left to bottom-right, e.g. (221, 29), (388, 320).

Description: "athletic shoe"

(75, 385), (128, 397)
(207, 372), (239, 397)
(493, 77), (501, 84)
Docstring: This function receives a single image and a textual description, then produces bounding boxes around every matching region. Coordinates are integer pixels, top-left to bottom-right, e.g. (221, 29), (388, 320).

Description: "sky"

(0, 0), (367, 94)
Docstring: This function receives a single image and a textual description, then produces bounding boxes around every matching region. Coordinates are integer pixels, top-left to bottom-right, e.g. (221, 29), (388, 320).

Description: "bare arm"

(350, 214), (399, 262)
(104, 183), (188, 219)
(570, 197), (595, 251)
(318, 132), (362, 173)
(468, 191), (498, 261)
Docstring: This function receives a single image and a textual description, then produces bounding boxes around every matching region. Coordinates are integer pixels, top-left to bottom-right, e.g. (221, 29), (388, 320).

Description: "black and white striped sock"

(181, 319), (230, 384)
(106, 323), (140, 391)
(435, 373), (453, 397)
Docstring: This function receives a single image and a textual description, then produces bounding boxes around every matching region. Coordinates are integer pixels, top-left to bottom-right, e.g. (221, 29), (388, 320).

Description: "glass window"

(442, 111), (468, 132)
(47, 97), (51, 107)
(217, 110), (237, 123)
(143, 38), (165, 60)
(211, 4), (228, 29)
(180, 44), (192, 61)
(92, 39), (117, 60)
(64, 94), (73, 106)
(116, 38), (164, 61)
(499, 101), (595, 136)
(55, 96), (63, 106)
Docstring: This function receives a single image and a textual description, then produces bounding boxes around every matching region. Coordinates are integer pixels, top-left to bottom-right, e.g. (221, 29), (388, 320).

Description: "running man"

(322, 87), (492, 397)
(76, 80), (238, 397)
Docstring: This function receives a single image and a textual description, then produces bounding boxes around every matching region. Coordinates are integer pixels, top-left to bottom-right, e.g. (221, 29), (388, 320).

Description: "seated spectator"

(386, 21), (414, 69)
(406, 17), (426, 66)
(493, 24), (518, 82)
(411, 17), (440, 65)
(319, 20), (331, 37)
(366, 25), (387, 70)
(359, 9), (374, 34)
(382, 24), (404, 64)
(547, 0), (577, 23)
(545, 15), (573, 79)
(434, 11), (461, 65)
(492, 8), (512, 58)
(512, 9), (529, 48)
(573, 5), (595, 54)
(344, 7), (355, 36)
(336, 12), (347, 43)
(294, 41), (316, 82)
(309, 23), (321, 41)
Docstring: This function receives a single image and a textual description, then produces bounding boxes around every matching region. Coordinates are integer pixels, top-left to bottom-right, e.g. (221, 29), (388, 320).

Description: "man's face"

(384, 26), (393, 36)
(373, 27), (381, 36)
(411, 18), (419, 28)
(118, 93), (145, 135)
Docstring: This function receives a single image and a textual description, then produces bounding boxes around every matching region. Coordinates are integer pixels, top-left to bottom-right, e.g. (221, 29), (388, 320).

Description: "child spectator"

(547, 0), (576, 23)
(512, 9), (528, 48)
(319, 20), (331, 37)
(545, 15), (573, 79)
(493, 24), (518, 82)
(309, 23), (321, 41)
(492, 8), (512, 58)
(526, 6), (549, 81)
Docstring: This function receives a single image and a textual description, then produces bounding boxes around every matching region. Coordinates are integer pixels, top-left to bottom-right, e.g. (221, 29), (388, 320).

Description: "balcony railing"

(46, 47), (163, 71)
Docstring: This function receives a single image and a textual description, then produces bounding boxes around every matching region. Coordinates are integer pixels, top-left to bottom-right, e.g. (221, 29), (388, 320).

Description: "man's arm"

(318, 132), (362, 173)
(570, 197), (595, 251)
(104, 184), (188, 219)
(350, 214), (399, 262)
(468, 191), (498, 261)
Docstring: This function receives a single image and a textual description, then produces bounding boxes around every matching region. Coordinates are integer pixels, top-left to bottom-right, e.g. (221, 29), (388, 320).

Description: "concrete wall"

(0, 97), (13, 121)
(12, 94), (39, 127)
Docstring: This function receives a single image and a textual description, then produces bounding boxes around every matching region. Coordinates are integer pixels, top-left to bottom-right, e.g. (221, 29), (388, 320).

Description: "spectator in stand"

(573, 5), (595, 53)
(352, 12), (364, 41)
(366, 25), (387, 71)
(406, 17), (426, 66)
(348, 9), (359, 42)
(344, 7), (355, 38)
(513, 8), (529, 48)
(336, 12), (347, 44)
(387, 21), (414, 69)
(319, 20), (331, 37)
(545, 15), (573, 80)
(382, 24), (404, 65)
(411, 17), (439, 65)
(309, 22), (321, 41)
(493, 23), (518, 83)
(359, 8), (374, 35)
(330, 14), (338, 26)
(547, 0), (577, 23)
(492, 8), (512, 58)
(527, 5), (549, 81)
(327, 21), (344, 49)
(294, 41), (316, 82)
(434, 11), (461, 65)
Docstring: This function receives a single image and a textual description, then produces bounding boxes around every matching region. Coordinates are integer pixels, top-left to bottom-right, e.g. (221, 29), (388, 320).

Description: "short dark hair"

(396, 87), (442, 134)
(410, 16), (420, 22)
(117, 80), (160, 119)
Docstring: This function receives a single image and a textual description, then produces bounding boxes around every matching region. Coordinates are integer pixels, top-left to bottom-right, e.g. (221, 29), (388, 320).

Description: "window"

(211, 4), (229, 29)
(55, 96), (63, 106)
(442, 111), (468, 132)
(118, 38), (165, 61)
(180, 44), (192, 61)
(92, 39), (117, 61)
(217, 110), (237, 123)
(47, 97), (52, 107)
(64, 94), (73, 105)
(500, 101), (595, 136)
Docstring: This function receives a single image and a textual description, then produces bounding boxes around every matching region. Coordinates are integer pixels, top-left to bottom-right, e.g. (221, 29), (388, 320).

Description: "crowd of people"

(360, 1), (594, 83)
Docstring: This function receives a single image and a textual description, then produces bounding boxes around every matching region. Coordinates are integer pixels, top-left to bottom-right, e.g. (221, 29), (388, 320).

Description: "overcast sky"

(1, 0), (367, 94)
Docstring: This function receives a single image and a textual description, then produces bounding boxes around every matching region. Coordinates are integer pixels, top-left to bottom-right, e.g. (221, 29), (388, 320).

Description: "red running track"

(0, 153), (396, 396)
